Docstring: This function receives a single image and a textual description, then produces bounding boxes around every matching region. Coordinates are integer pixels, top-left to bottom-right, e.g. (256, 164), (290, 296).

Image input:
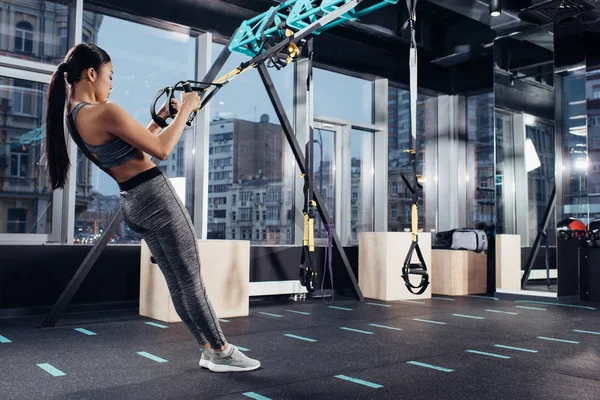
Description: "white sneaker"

(199, 348), (212, 369)
(208, 346), (261, 373)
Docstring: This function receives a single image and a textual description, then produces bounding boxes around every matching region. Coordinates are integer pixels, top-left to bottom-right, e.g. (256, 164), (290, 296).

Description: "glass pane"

(313, 68), (373, 124)
(74, 13), (196, 245)
(588, 69), (600, 222)
(525, 118), (555, 246)
(313, 128), (335, 239)
(208, 43), (295, 244)
(0, 1), (70, 64)
(495, 110), (515, 234)
(559, 73), (587, 223)
(387, 88), (435, 232)
(349, 129), (373, 245)
(0, 76), (52, 234)
(466, 93), (495, 228)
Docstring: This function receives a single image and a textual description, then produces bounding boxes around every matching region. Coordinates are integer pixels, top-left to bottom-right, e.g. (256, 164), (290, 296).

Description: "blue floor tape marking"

(145, 322), (169, 328)
(406, 361), (454, 373)
(74, 328), (96, 336)
(515, 300), (596, 311)
(467, 295), (500, 300)
(466, 350), (511, 359)
(494, 344), (538, 353)
(258, 312), (283, 318)
(515, 306), (546, 311)
(233, 344), (250, 351)
(283, 334), (317, 342)
(537, 336), (579, 344)
(243, 392), (272, 400)
(366, 302), (391, 307)
(0, 335), (12, 343)
(412, 318), (446, 325)
(37, 363), (66, 376)
(485, 310), (518, 315)
(340, 327), (374, 335)
(335, 374), (383, 389)
(329, 306), (353, 311)
(137, 351), (168, 363)
(432, 297), (456, 301)
(574, 329), (600, 335)
(452, 314), (485, 320)
(368, 323), (403, 331)
(218, 319), (230, 323)
(285, 310), (311, 315)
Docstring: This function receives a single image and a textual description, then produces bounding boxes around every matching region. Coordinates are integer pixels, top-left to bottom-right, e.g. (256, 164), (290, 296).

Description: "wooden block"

(496, 234), (521, 290)
(431, 250), (487, 296)
(139, 239), (250, 323)
(359, 232), (432, 301)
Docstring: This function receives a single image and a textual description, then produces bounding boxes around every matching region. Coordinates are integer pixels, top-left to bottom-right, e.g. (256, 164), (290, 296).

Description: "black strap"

(150, 87), (170, 128)
(402, 241), (429, 295)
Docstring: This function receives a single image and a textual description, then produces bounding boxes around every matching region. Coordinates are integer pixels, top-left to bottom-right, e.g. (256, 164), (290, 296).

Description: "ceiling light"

(490, 0), (501, 17)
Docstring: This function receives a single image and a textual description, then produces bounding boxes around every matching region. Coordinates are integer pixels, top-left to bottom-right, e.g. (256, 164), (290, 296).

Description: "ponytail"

(46, 64), (70, 191)
(45, 43), (111, 190)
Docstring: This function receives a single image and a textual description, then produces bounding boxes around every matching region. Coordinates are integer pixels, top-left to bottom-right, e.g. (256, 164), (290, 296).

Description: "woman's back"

(67, 101), (152, 182)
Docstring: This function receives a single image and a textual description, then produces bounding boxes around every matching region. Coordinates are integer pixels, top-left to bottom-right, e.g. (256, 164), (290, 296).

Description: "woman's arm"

(147, 98), (181, 135)
(103, 93), (200, 160)
(147, 120), (162, 135)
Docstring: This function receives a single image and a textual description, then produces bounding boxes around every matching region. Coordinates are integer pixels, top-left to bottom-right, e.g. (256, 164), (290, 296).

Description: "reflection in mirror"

(494, 24), (556, 294)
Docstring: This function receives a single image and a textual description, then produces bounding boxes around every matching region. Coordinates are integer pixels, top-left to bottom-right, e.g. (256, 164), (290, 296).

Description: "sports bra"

(67, 102), (142, 169)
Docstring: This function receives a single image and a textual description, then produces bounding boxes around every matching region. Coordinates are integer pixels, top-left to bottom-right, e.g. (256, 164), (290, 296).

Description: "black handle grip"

(182, 81), (197, 127)
(167, 86), (178, 119)
(407, 266), (428, 275)
(150, 87), (170, 129)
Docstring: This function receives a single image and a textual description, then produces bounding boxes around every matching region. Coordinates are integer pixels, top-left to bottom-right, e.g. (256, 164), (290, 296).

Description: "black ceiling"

(84, 0), (600, 94)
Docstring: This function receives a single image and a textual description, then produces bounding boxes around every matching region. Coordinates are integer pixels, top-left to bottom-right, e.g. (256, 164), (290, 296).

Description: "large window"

(11, 79), (34, 115)
(208, 42), (295, 244)
(15, 21), (34, 53)
(387, 87), (437, 232)
(0, 1), (71, 64)
(466, 93), (495, 228)
(348, 129), (374, 245)
(525, 118), (555, 245)
(588, 69), (600, 222)
(313, 68), (373, 124)
(312, 126), (336, 239)
(74, 13), (196, 244)
(0, 76), (52, 234)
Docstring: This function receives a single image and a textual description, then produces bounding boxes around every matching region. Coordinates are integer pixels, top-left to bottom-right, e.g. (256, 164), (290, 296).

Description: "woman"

(45, 43), (260, 373)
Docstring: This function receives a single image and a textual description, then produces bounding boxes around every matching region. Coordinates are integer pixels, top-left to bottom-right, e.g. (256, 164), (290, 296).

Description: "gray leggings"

(119, 167), (226, 349)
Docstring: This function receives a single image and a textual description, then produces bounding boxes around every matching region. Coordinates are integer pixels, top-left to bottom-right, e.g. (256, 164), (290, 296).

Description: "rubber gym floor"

(1, 294), (599, 400)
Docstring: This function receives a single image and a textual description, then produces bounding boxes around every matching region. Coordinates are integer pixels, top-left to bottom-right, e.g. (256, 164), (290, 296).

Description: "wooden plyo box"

(496, 234), (521, 290)
(139, 239), (250, 322)
(359, 232), (432, 301)
(431, 250), (487, 296)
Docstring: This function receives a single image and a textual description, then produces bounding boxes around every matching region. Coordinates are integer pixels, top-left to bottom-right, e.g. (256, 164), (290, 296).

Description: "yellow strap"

(303, 214), (309, 246)
(308, 217), (314, 252)
(411, 204), (418, 242)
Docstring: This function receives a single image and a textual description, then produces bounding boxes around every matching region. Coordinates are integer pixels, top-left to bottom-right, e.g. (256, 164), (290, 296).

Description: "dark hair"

(46, 43), (111, 190)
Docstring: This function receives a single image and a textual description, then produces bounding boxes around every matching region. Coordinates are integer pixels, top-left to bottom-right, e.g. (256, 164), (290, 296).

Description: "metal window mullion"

(59, 0), (83, 244)
(192, 32), (212, 239)
(513, 113), (529, 245)
(373, 78), (388, 232)
(339, 123), (351, 246)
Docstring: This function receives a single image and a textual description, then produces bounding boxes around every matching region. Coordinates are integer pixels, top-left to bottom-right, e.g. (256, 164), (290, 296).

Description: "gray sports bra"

(68, 102), (142, 169)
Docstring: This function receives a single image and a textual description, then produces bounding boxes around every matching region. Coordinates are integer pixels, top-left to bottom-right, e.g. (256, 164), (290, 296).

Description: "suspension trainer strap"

(400, 0), (429, 295)
(299, 138), (316, 293)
